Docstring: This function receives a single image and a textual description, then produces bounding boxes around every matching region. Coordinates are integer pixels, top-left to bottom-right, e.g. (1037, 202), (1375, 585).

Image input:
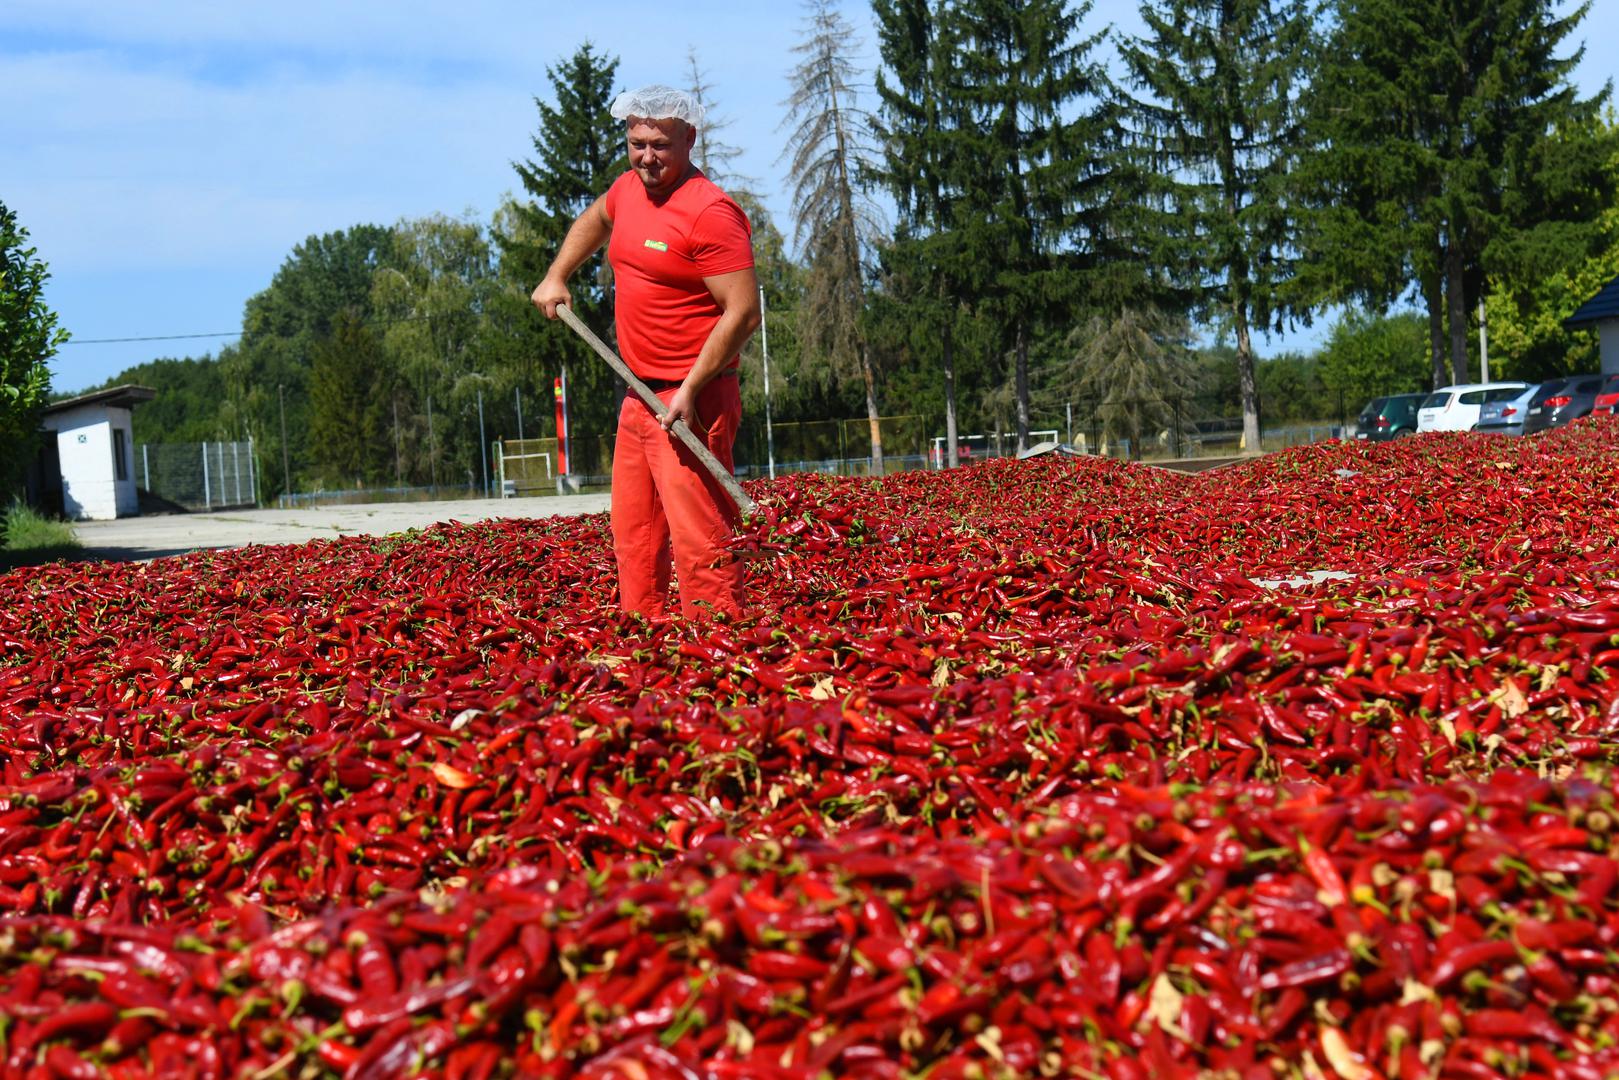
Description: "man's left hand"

(661, 385), (705, 434)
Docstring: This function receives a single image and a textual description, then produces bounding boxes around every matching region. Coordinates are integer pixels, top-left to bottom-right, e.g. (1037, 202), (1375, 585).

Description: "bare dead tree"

(684, 47), (753, 194)
(780, 0), (887, 475)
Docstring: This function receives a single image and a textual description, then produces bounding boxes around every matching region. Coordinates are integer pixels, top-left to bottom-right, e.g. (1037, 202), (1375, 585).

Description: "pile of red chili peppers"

(3, 421), (1619, 1079)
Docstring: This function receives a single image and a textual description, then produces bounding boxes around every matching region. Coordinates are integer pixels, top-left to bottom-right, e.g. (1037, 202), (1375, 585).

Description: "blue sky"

(4, 0), (1614, 395)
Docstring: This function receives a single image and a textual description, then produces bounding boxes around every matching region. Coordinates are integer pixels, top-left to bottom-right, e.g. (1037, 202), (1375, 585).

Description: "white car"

(1416, 382), (1531, 433)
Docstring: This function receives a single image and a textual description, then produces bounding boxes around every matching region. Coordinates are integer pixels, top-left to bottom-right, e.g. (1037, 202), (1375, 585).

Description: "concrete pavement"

(73, 494), (613, 562)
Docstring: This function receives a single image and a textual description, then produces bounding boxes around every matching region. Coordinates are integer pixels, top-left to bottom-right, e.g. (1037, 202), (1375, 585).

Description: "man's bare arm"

(661, 266), (762, 432)
(532, 195), (612, 319)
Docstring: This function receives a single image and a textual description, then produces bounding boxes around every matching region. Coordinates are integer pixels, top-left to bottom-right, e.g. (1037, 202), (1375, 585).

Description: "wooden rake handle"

(554, 304), (756, 519)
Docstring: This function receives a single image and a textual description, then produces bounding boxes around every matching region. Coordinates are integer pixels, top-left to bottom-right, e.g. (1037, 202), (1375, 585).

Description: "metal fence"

(484, 401), (1355, 499)
(136, 441), (257, 511)
(277, 485), (483, 510)
(495, 415), (937, 496)
(1025, 396), (1350, 460)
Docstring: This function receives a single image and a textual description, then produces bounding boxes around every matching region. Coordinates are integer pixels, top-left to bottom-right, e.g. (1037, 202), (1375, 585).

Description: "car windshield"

(1358, 398), (1387, 422)
(1420, 392), (1450, 409)
(1484, 386), (1526, 402)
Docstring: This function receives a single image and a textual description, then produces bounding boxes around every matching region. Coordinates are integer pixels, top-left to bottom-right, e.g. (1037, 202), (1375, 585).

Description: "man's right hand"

(531, 277), (572, 319)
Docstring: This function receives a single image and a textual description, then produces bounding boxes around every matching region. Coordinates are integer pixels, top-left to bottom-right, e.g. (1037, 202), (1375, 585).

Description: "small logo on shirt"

(643, 239), (668, 252)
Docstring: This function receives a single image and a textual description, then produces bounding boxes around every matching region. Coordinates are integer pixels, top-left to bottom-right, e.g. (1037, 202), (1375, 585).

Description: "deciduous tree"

(0, 201), (63, 496)
(220, 224), (394, 496)
(1485, 114), (1619, 378)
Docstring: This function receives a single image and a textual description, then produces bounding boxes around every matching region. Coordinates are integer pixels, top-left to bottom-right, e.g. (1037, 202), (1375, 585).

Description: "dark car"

(1354, 392), (1425, 441)
(1593, 373), (1619, 416)
(1524, 374), (1607, 434)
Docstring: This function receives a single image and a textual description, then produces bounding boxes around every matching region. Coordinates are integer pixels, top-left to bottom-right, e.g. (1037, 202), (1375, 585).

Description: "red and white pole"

(554, 369), (570, 476)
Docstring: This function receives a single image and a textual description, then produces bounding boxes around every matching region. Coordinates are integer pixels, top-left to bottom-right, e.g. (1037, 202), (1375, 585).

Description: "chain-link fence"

(495, 415), (936, 496)
(136, 441), (257, 511)
(734, 415), (932, 477)
(488, 398), (1356, 500)
(1026, 395), (1349, 460)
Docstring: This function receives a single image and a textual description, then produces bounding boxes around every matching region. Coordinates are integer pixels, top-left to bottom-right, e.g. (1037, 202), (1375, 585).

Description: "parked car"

(1593, 373), (1619, 415)
(1524, 374), (1608, 434)
(1416, 383), (1531, 433)
(1354, 393), (1426, 441)
(1476, 384), (1541, 437)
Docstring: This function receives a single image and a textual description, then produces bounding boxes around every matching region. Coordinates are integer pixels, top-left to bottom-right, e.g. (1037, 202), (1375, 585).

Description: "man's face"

(626, 117), (696, 197)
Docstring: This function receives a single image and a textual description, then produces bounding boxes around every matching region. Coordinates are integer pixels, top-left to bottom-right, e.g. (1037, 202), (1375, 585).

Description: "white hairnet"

(609, 85), (705, 127)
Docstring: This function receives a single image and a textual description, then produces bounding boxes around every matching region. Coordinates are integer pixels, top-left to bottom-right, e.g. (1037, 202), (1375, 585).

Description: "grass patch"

(1, 502), (82, 570)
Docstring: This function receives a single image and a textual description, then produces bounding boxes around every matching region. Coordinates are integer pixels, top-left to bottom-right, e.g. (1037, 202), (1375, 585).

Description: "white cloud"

(1, 3), (884, 278)
(12, 0), (1610, 391)
(3, 48), (539, 271)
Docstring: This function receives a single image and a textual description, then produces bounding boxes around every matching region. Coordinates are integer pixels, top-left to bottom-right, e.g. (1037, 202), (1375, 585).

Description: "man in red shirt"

(532, 85), (760, 621)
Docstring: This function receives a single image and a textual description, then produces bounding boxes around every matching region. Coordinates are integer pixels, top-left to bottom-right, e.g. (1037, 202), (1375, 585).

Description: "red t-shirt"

(604, 169), (754, 382)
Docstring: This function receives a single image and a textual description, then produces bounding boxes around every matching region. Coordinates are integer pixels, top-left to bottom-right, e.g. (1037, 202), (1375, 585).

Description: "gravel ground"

(72, 493), (613, 563)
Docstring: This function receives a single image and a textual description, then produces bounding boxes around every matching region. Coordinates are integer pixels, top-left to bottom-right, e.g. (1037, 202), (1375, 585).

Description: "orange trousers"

(611, 375), (745, 620)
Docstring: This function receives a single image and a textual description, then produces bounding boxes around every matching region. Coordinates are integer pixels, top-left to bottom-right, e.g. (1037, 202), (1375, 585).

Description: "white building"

(1564, 274), (1619, 375)
(37, 385), (156, 521)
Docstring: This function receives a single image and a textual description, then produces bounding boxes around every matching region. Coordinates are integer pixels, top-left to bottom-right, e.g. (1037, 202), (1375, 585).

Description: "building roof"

(41, 385), (157, 416)
(1564, 274), (1619, 329)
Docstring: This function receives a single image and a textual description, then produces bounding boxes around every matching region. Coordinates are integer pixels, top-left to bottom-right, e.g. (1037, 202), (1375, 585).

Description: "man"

(533, 85), (760, 621)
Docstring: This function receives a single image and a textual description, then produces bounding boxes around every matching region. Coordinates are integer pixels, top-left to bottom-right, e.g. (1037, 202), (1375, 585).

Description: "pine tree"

(1302, 0), (1614, 387)
(1060, 306), (1201, 458)
(496, 42), (625, 441)
(781, 0), (888, 473)
(872, 0), (973, 466)
(308, 309), (389, 488)
(950, 0), (1120, 454)
(1118, 0), (1314, 451)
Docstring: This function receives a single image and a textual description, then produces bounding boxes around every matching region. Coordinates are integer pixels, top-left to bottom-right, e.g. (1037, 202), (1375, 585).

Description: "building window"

(113, 427), (129, 482)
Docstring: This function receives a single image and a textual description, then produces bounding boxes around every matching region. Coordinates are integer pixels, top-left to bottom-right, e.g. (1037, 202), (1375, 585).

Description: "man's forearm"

(543, 198), (611, 284)
(684, 304), (760, 391)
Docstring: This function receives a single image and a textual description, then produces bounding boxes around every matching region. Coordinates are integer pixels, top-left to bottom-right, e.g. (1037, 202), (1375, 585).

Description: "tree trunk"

(943, 320), (959, 469)
(1014, 325), (1030, 454)
(1446, 241), (1470, 385)
(1234, 305), (1260, 455)
(861, 342), (884, 477)
(1423, 265), (1447, 389)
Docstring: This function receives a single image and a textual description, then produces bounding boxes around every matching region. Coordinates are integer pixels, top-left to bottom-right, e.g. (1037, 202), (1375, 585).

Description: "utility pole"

(759, 284), (776, 480)
(392, 397), (403, 488)
(515, 387), (524, 442)
(476, 389), (488, 498)
(1479, 298), (1490, 383)
(426, 394), (438, 488)
(278, 383), (291, 496)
